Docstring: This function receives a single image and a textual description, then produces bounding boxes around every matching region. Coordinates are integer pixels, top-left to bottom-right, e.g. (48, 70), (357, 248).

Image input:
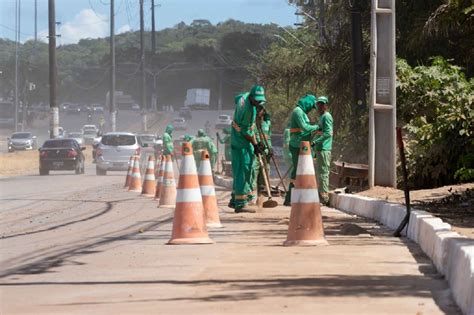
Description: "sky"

(0, 0), (299, 44)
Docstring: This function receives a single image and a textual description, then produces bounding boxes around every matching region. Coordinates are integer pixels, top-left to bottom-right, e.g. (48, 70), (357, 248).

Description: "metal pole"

(48, 0), (58, 138)
(110, 0), (116, 132)
(151, 0), (156, 53)
(14, 0), (19, 132)
(350, 1), (366, 110)
(140, 0), (147, 132)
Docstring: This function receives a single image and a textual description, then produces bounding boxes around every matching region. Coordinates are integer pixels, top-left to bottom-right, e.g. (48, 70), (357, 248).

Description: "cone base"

(206, 222), (223, 228)
(128, 189), (142, 193)
(141, 193), (155, 197)
(283, 239), (328, 246)
(167, 237), (215, 245)
(158, 204), (175, 208)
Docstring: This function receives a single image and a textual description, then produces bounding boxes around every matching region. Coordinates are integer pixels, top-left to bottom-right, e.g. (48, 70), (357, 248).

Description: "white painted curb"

(329, 192), (474, 315)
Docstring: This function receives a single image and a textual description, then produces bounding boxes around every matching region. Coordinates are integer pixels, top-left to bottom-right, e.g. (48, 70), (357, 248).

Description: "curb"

(329, 192), (474, 315)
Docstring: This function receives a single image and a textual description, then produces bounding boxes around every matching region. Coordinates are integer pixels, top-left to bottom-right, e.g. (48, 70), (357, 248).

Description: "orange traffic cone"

(123, 155), (134, 188)
(141, 155), (156, 197)
(158, 155), (177, 207)
(198, 150), (222, 228)
(154, 155), (165, 200)
(168, 142), (214, 245)
(128, 155), (142, 193)
(284, 141), (327, 246)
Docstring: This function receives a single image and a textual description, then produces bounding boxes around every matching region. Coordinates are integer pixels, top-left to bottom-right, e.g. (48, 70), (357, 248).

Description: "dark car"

(66, 104), (81, 115)
(39, 139), (86, 175)
(179, 107), (192, 120)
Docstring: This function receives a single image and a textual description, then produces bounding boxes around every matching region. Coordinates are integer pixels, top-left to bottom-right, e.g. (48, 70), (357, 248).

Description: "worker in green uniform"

(229, 85), (266, 213)
(283, 94), (319, 206)
(253, 107), (272, 196)
(216, 127), (232, 162)
(192, 129), (217, 169)
(312, 96), (333, 205)
(162, 124), (174, 157)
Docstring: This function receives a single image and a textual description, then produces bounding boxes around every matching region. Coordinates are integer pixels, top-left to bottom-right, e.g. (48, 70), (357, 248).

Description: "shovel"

(256, 152), (278, 208)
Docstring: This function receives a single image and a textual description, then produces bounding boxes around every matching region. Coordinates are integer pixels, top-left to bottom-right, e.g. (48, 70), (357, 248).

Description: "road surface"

(0, 161), (460, 314)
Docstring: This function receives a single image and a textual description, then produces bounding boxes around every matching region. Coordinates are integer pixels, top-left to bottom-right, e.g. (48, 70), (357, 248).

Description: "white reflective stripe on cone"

(296, 155), (315, 175)
(144, 174), (155, 180)
(180, 155), (198, 175)
(176, 188), (202, 202)
(291, 188), (320, 203)
(147, 162), (155, 169)
(200, 185), (216, 196)
(163, 179), (175, 186)
(165, 162), (174, 172)
(131, 172), (141, 178)
(199, 161), (212, 175)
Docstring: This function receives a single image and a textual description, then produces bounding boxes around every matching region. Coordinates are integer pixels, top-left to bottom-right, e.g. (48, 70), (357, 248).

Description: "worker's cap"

(250, 85), (266, 104)
(165, 124), (174, 132)
(197, 129), (205, 136)
(316, 96), (329, 105)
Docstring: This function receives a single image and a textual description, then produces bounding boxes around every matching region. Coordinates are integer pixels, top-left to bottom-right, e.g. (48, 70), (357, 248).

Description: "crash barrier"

(284, 141), (327, 246)
(198, 150), (222, 228)
(158, 155), (176, 207)
(128, 155), (142, 192)
(141, 155), (156, 197)
(168, 142), (214, 245)
(123, 155), (135, 189)
(329, 193), (474, 315)
(155, 155), (165, 200)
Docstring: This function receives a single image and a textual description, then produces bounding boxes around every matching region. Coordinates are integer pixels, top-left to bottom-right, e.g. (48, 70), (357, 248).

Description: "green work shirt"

(289, 107), (319, 149)
(162, 132), (174, 155)
(313, 111), (333, 151)
(231, 92), (256, 149)
(260, 119), (272, 148)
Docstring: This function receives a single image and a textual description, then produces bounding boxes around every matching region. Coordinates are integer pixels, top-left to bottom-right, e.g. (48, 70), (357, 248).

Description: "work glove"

(253, 143), (263, 155)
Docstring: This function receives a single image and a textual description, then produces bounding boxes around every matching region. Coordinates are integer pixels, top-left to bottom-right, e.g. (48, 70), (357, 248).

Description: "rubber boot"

(283, 182), (294, 206)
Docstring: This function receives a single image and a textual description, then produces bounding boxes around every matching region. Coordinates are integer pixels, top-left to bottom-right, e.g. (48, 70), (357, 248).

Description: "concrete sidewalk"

(0, 189), (460, 314)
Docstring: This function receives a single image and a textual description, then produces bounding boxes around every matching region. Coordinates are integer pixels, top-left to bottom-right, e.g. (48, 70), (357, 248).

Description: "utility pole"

(48, 0), (58, 138)
(350, 0), (366, 110)
(110, 0), (116, 131)
(14, 0), (20, 132)
(140, 0), (147, 132)
(151, 0), (156, 53)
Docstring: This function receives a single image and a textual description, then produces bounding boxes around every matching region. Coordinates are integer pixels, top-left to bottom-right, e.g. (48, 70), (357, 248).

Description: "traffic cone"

(283, 141), (327, 246)
(123, 155), (134, 188)
(154, 155), (165, 199)
(128, 155), (142, 193)
(158, 155), (177, 207)
(198, 150), (222, 228)
(168, 142), (214, 245)
(141, 155), (156, 197)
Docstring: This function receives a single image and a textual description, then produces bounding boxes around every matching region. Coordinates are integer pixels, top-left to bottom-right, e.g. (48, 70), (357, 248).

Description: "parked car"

(95, 132), (140, 175)
(67, 132), (84, 146)
(82, 125), (98, 144)
(92, 104), (104, 113)
(38, 139), (86, 175)
(172, 117), (187, 130)
(179, 107), (192, 120)
(215, 114), (232, 129)
(131, 103), (140, 111)
(137, 134), (160, 147)
(7, 132), (37, 152)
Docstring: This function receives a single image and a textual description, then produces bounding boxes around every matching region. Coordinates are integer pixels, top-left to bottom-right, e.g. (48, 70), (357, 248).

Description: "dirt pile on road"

(0, 149), (93, 177)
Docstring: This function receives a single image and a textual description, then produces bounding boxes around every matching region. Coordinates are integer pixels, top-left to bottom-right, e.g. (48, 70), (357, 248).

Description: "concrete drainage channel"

(329, 192), (474, 315)
(215, 173), (473, 314)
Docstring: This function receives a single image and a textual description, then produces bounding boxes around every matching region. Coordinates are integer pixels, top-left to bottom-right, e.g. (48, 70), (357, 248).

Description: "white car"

(96, 132), (140, 175)
(82, 125), (98, 144)
(215, 114), (232, 129)
(67, 132), (84, 146)
(172, 117), (187, 130)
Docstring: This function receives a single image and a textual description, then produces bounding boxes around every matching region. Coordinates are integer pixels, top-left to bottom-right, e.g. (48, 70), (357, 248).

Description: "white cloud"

(38, 9), (109, 44)
(117, 24), (132, 34)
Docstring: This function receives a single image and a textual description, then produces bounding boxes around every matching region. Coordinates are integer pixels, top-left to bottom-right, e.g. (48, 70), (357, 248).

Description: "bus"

(0, 101), (15, 129)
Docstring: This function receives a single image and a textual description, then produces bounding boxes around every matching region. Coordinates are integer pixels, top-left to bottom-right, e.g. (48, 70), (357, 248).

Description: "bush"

(397, 57), (474, 188)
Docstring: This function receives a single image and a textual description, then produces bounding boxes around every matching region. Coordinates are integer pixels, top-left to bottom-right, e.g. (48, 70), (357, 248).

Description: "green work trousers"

(231, 146), (255, 209)
(284, 145), (302, 205)
(316, 150), (331, 193)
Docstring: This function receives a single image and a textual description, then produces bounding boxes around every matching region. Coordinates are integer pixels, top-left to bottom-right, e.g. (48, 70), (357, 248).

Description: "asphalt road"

(0, 161), (460, 314)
